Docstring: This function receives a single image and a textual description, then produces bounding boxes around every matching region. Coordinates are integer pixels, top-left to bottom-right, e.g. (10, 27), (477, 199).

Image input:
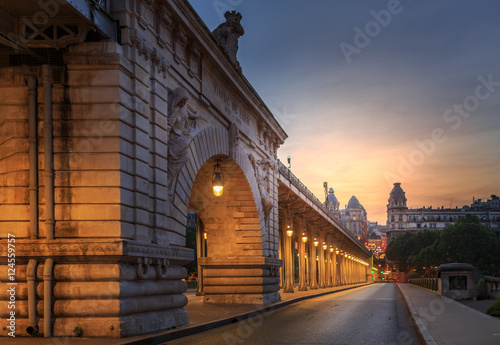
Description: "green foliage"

(184, 225), (197, 274)
(437, 215), (498, 275)
(73, 326), (83, 337)
(475, 278), (488, 300)
(388, 216), (500, 277)
(386, 229), (440, 274)
(386, 232), (417, 273)
(486, 299), (500, 317)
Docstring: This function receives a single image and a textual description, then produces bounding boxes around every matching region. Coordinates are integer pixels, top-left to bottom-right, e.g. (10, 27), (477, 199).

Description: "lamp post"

(212, 160), (224, 197)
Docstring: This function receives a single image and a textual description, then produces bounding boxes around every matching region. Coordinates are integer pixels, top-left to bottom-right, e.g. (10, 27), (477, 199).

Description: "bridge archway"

(172, 126), (280, 304)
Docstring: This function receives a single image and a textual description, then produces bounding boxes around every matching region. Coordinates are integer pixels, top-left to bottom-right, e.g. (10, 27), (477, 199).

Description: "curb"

(396, 284), (438, 345)
(121, 283), (371, 345)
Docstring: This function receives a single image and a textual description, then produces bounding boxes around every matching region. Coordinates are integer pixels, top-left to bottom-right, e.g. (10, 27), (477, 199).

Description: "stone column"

(298, 234), (308, 291)
(332, 249), (337, 286)
(308, 228), (318, 289)
(283, 216), (294, 293)
(196, 215), (205, 296)
(318, 236), (325, 288)
(279, 226), (284, 288)
(326, 246), (332, 288)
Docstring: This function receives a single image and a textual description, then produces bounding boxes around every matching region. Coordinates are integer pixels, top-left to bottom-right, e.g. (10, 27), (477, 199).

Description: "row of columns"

(280, 209), (369, 293)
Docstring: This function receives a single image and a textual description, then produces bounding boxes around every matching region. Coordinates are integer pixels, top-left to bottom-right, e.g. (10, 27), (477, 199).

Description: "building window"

(398, 215), (403, 221)
(398, 224), (403, 229)
(417, 224), (421, 228)
(391, 215), (395, 222)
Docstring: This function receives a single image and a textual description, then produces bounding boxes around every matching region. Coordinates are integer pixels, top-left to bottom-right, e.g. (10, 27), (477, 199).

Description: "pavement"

(397, 283), (500, 345)
(1, 282), (369, 345)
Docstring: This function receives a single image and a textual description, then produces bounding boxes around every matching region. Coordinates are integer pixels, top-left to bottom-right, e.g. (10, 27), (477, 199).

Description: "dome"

(347, 195), (361, 209)
(389, 182), (406, 202)
(328, 188), (338, 204)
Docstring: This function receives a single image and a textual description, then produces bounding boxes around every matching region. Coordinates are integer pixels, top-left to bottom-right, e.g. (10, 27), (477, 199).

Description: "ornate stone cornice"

(0, 239), (193, 265)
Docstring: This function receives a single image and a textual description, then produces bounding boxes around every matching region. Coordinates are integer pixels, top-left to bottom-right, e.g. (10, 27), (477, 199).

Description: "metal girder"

(64, 0), (117, 41)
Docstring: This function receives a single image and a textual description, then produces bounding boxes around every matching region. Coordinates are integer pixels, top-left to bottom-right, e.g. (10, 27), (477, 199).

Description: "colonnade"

(279, 209), (370, 293)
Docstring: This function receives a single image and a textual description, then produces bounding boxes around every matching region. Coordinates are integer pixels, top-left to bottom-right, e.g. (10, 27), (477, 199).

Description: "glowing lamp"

(212, 160), (225, 197)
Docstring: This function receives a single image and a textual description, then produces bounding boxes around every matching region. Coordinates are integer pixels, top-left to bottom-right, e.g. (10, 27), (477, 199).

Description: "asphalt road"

(166, 283), (423, 345)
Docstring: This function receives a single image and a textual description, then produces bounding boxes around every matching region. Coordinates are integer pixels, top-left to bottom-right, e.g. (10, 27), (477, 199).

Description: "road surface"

(167, 283), (422, 345)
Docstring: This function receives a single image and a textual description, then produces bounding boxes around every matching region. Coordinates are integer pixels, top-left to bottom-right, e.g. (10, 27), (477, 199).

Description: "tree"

(386, 229), (441, 275)
(385, 232), (418, 274)
(184, 225), (197, 274)
(437, 214), (498, 275)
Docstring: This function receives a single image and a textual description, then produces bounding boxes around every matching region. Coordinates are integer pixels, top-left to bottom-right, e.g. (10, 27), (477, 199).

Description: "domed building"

(340, 195), (368, 243)
(326, 188), (340, 216)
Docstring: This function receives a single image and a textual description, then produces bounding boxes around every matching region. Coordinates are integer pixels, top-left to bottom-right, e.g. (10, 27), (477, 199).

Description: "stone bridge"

(0, 0), (370, 338)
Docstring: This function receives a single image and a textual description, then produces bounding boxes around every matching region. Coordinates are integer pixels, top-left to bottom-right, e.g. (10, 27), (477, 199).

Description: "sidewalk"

(397, 283), (500, 345)
(1, 283), (369, 345)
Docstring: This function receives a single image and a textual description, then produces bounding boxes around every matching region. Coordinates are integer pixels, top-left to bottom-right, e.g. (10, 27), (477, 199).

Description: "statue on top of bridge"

(167, 87), (199, 197)
(212, 11), (244, 70)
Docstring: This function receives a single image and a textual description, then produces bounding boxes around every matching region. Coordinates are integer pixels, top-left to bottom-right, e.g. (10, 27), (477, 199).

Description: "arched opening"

(185, 155), (279, 304)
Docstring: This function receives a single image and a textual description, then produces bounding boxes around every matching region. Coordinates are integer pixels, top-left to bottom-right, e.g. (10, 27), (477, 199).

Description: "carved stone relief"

(167, 87), (199, 198)
(249, 154), (273, 220)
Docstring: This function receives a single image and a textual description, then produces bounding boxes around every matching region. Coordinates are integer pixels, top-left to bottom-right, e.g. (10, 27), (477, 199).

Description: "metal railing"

(277, 160), (364, 248)
(409, 278), (440, 292)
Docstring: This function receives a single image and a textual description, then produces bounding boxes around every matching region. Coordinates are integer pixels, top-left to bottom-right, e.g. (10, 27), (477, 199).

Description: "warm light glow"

(335, 249), (339, 254)
(322, 243), (327, 250)
(213, 185), (223, 196)
(313, 238), (319, 246)
(302, 233), (308, 242)
(344, 253), (347, 258)
(286, 225), (293, 237)
(316, 256), (319, 261)
(203, 232), (207, 240)
(212, 160), (225, 197)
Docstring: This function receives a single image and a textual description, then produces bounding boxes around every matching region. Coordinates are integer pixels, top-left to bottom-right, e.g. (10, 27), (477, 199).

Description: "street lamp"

(322, 243), (327, 250)
(313, 238), (319, 247)
(302, 233), (308, 242)
(286, 225), (293, 237)
(212, 160), (224, 197)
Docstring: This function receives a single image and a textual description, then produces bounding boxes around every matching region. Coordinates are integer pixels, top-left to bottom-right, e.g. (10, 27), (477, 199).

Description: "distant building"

(386, 183), (500, 242)
(326, 188), (341, 217)
(340, 196), (368, 243)
(325, 188), (368, 243)
(367, 221), (387, 253)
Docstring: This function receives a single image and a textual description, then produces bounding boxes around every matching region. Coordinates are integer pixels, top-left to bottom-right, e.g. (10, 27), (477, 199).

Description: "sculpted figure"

(212, 11), (244, 68)
(167, 87), (199, 193)
(249, 154), (273, 220)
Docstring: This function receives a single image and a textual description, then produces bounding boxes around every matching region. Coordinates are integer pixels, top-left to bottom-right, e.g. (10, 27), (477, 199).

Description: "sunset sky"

(189, 0), (500, 224)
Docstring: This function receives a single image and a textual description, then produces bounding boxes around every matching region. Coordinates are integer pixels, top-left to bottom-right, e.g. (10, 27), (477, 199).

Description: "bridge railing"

(408, 278), (440, 292)
(277, 160), (361, 246)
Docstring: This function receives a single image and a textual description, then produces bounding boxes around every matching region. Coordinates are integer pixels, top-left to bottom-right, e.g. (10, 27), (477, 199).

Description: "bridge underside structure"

(277, 162), (370, 293)
(0, 0), (371, 338)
